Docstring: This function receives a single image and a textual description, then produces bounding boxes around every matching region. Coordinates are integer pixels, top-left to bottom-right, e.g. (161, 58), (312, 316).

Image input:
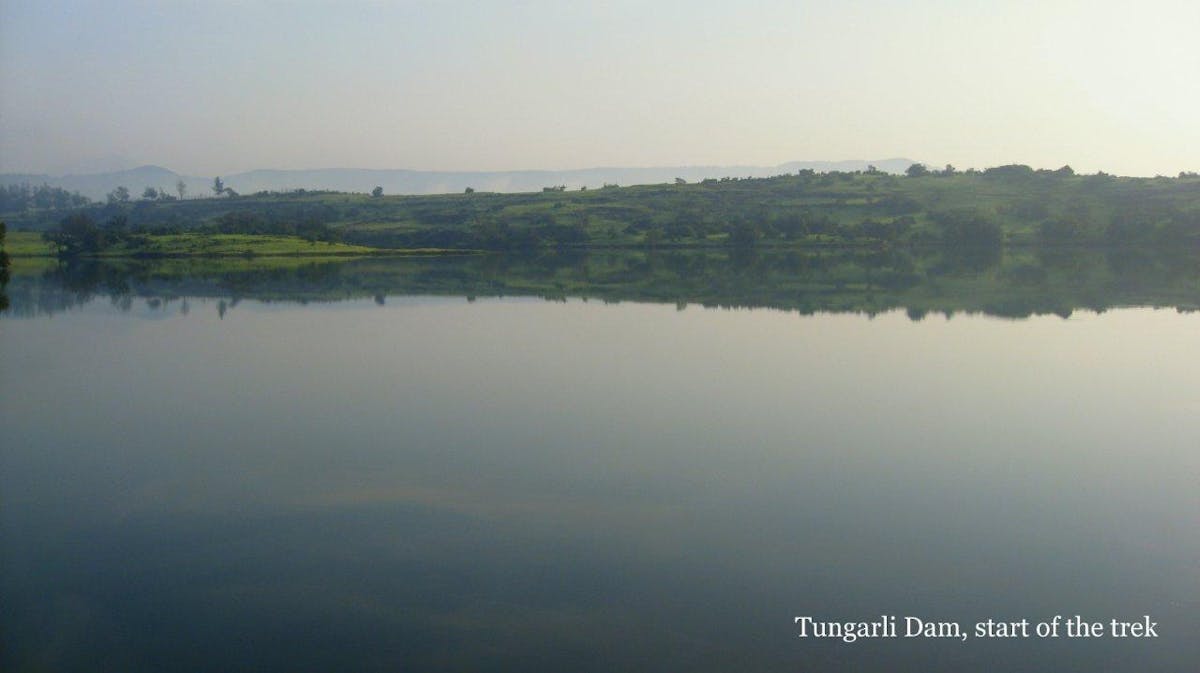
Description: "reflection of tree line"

(0, 221), (11, 312)
(3, 247), (1198, 320)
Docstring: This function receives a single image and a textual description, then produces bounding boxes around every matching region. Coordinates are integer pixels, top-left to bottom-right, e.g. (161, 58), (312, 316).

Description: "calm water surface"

(2, 273), (1198, 671)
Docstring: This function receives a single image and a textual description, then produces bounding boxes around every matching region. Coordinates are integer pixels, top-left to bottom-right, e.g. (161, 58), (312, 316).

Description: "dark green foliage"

(1038, 218), (1088, 244)
(44, 213), (107, 255)
(1106, 204), (1200, 245)
(727, 219), (761, 247)
(877, 194), (922, 215)
(931, 209), (1003, 247)
(1082, 172), (1117, 191)
(983, 164), (1035, 180)
(905, 163), (930, 177)
(1009, 198), (1051, 221)
(1155, 210), (1200, 245)
(535, 222), (589, 247)
(857, 216), (913, 243)
(208, 207), (341, 242)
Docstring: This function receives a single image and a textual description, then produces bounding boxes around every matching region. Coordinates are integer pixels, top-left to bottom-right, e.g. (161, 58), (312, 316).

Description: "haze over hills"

(0, 165), (202, 202)
(0, 159), (918, 201)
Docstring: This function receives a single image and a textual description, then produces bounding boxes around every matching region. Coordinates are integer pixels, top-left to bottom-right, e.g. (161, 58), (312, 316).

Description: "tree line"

(40, 206), (344, 257)
(1, 183), (91, 212)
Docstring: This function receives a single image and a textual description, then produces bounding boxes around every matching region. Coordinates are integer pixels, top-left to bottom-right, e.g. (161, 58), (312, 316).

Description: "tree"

(176, 179), (187, 200)
(931, 209), (1002, 247)
(983, 164), (1035, 179)
(674, 177), (687, 185)
(107, 186), (131, 204)
(212, 176), (225, 196)
(44, 213), (104, 256)
(142, 186), (159, 200)
(905, 163), (930, 178)
(464, 187), (475, 194)
(371, 186), (383, 197)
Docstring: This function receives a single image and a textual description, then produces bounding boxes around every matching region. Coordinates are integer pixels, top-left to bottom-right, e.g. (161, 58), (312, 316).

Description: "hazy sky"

(2, 0), (1197, 176)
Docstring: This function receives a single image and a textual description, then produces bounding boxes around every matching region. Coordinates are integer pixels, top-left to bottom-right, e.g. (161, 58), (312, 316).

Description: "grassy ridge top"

(5, 166), (1200, 250)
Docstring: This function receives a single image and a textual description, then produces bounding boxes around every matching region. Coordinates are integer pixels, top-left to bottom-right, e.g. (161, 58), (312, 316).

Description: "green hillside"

(5, 166), (1200, 252)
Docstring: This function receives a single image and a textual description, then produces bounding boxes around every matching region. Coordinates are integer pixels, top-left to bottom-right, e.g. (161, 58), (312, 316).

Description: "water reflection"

(1, 251), (1198, 672)
(3, 246), (1198, 321)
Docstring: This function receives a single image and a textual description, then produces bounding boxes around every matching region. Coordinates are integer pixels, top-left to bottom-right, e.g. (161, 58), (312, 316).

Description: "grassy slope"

(3, 231), (54, 256)
(4, 171), (1200, 249)
(346, 173), (1199, 248)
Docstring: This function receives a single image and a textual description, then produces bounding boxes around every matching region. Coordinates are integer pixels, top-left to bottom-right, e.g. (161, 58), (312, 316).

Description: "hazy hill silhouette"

(1, 159), (917, 200)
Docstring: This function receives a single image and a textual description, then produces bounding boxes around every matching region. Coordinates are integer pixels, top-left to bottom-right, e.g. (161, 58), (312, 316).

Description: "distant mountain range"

(1, 159), (918, 201)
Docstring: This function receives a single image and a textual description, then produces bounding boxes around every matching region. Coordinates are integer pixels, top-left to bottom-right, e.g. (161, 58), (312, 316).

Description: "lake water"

(2, 255), (1198, 671)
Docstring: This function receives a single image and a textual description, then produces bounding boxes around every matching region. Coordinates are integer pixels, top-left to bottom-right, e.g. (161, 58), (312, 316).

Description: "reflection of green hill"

(3, 248), (1198, 320)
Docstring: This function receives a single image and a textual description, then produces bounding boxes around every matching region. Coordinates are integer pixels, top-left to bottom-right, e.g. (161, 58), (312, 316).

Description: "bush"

(931, 209), (1002, 247)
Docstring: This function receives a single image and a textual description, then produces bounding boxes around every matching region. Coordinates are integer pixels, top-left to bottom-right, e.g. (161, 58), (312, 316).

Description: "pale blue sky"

(2, 0), (1197, 175)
